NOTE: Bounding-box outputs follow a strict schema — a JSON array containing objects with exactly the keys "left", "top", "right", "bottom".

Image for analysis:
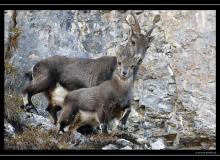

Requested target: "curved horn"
[
  {"left": 146, "top": 25, "right": 156, "bottom": 37},
  {"left": 146, "top": 14, "right": 160, "bottom": 37},
  {"left": 130, "top": 12, "right": 141, "bottom": 34}
]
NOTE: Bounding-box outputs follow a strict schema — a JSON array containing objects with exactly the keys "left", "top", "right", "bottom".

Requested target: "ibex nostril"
[{"left": 122, "top": 71, "right": 127, "bottom": 75}]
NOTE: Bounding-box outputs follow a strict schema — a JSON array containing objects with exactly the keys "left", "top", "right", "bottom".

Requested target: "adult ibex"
[
  {"left": 58, "top": 45, "right": 138, "bottom": 133},
  {"left": 21, "top": 12, "right": 160, "bottom": 127}
]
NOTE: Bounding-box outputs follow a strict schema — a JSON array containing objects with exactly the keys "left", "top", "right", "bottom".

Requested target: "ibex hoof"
[
  {"left": 24, "top": 104, "right": 39, "bottom": 114},
  {"left": 57, "top": 123, "right": 66, "bottom": 135},
  {"left": 118, "top": 123, "right": 127, "bottom": 131},
  {"left": 64, "top": 125, "right": 70, "bottom": 132},
  {"left": 57, "top": 127, "right": 65, "bottom": 135},
  {"left": 58, "top": 130, "right": 65, "bottom": 135}
]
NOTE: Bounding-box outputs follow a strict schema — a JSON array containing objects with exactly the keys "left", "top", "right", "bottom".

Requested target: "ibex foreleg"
[{"left": 117, "top": 106, "right": 131, "bottom": 130}]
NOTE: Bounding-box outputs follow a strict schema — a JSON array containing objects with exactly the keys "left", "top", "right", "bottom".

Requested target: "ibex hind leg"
[
  {"left": 21, "top": 75, "right": 55, "bottom": 114},
  {"left": 21, "top": 71, "right": 36, "bottom": 113},
  {"left": 21, "top": 92, "right": 38, "bottom": 114},
  {"left": 58, "top": 103, "right": 79, "bottom": 134},
  {"left": 58, "top": 113, "right": 81, "bottom": 135}
]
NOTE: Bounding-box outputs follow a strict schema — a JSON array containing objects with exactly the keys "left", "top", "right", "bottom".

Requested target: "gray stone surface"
[
  {"left": 120, "top": 145, "right": 133, "bottom": 150},
  {"left": 4, "top": 120, "right": 15, "bottom": 137},
  {"left": 18, "top": 112, "right": 56, "bottom": 131},
  {"left": 102, "top": 144, "right": 118, "bottom": 150},
  {"left": 116, "top": 139, "right": 131, "bottom": 147},
  {"left": 71, "top": 131, "right": 88, "bottom": 145},
  {"left": 150, "top": 138, "right": 166, "bottom": 150}
]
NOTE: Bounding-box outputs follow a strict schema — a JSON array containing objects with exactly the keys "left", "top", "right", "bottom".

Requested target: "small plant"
[
  {"left": 4, "top": 94, "right": 23, "bottom": 132},
  {"left": 4, "top": 127, "right": 61, "bottom": 150},
  {"left": 4, "top": 61, "right": 17, "bottom": 76},
  {"left": 4, "top": 26, "right": 22, "bottom": 60},
  {"left": 9, "top": 27, "right": 22, "bottom": 50}
]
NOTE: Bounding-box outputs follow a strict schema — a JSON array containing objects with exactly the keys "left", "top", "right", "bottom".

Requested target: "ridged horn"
[
  {"left": 146, "top": 14, "right": 160, "bottom": 37},
  {"left": 130, "top": 12, "right": 141, "bottom": 34}
]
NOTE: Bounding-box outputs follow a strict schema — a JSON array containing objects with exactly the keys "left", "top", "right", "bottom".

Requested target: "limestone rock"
[
  {"left": 18, "top": 112, "right": 56, "bottom": 131},
  {"left": 102, "top": 144, "right": 118, "bottom": 150},
  {"left": 150, "top": 138, "right": 166, "bottom": 150}
]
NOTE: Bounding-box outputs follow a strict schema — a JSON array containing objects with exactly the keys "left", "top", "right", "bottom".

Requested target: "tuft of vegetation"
[
  {"left": 4, "top": 127, "right": 77, "bottom": 150},
  {"left": 9, "top": 27, "right": 22, "bottom": 50},
  {"left": 4, "top": 56, "right": 23, "bottom": 132},
  {"left": 4, "top": 94, "right": 23, "bottom": 132},
  {"left": 5, "top": 128, "right": 59, "bottom": 150},
  {"left": 76, "top": 132, "right": 118, "bottom": 150},
  {"left": 5, "top": 26, "right": 22, "bottom": 61},
  {"left": 4, "top": 61, "right": 17, "bottom": 77}
]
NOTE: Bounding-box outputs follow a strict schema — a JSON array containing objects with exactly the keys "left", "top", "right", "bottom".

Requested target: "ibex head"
[
  {"left": 125, "top": 12, "right": 160, "bottom": 65},
  {"left": 115, "top": 44, "right": 140, "bottom": 80}
]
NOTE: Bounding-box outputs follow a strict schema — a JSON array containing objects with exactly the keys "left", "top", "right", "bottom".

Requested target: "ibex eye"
[
  {"left": 131, "top": 65, "right": 134, "bottom": 68},
  {"left": 118, "top": 62, "right": 121, "bottom": 65},
  {"left": 131, "top": 41, "right": 135, "bottom": 45}
]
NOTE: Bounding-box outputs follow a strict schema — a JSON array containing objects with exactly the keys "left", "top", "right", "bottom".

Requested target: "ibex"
[
  {"left": 58, "top": 45, "right": 138, "bottom": 133},
  {"left": 21, "top": 12, "right": 159, "bottom": 127}
]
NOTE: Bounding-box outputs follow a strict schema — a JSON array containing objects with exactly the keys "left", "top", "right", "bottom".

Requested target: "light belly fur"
[
  {"left": 79, "top": 110, "right": 100, "bottom": 127},
  {"left": 51, "top": 83, "right": 69, "bottom": 106}
]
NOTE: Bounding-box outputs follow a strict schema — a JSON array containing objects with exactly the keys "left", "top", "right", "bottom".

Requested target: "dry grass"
[
  {"left": 5, "top": 26, "right": 22, "bottom": 60},
  {"left": 4, "top": 127, "right": 80, "bottom": 150},
  {"left": 76, "top": 132, "right": 119, "bottom": 149},
  {"left": 4, "top": 94, "right": 23, "bottom": 132},
  {"left": 4, "top": 61, "right": 17, "bottom": 77},
  {"left": 5, "top": 63, "right": 23, "bottom": 133},
  {"left": 9, "top": 27, "right": 22, "bottom": 49},
  {"left": 4, "top": 128, "right": 60, "bottom": 150},
  {"left": 4, "top": 57, "right": 23, "bottom": 131}
]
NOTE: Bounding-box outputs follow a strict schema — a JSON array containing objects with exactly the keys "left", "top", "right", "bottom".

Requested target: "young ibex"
[
  {"left": 21, "top": 12, "right": 159, "bottom": 126},
  {"left": 58, "top": 45, "right": 138, "bottom": 133}
]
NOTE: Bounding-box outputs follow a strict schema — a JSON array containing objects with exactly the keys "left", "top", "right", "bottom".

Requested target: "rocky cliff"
[{"left": 4, "top": 10, "right": 216, "bottom": 150}]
